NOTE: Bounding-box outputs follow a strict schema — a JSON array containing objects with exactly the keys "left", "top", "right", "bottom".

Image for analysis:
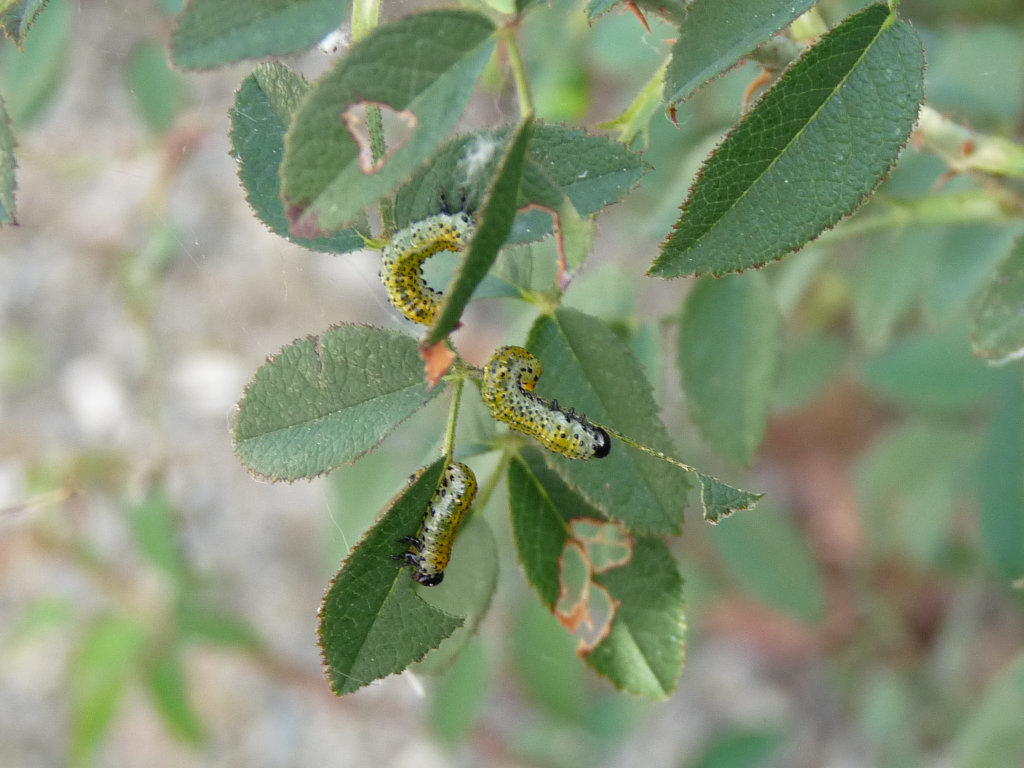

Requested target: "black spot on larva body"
[
  {"left": 396, "top": 462, "right": 477, "bottom": 586},
  {"left": 481, "top": 346, "right": 612, "bottom": 461},
  {"left": 380, "top": 212, "right": 475, "bottom": 325}
]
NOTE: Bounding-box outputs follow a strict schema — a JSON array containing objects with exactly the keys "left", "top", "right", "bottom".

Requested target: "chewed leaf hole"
[
  {"left": 569, "top": 518, "right": 632, "bottom": 573},
  {"left": 554, "top": 539, "right": 619, "bottom": 654},
  {"left": 342, "top": 101, "right": 417, "bottom": 173}
]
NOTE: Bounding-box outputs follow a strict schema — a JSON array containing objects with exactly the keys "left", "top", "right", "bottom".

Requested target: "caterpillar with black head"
[
  {"left": 394, "top": 461, "right": 477, "bottom": 586},
  {"left": 482, "top": 346, "right": 611, "bottom": 460},
  {"left": 380, "top": 195, "right": 475, "bottom": 326}
]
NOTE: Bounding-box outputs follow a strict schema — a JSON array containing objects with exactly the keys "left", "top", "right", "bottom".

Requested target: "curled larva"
[
  {"left": 481, "top": 346, "right": 611, "bottom": 460},
  {"left": 380, "top": 211, "right": 475, "bottom": 325},
  {"left": 395, "top": 462, "right": 477, "bottom": 586}
]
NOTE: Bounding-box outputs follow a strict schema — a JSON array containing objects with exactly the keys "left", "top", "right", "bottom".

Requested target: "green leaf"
[
  {"left": 420, "top": 249, "right": 521, "bottom": 300},
  {"left": 394, "top": 122, "right": 649, "bottom": 244},
  {"left": 508, "top": 449, "right": 606, "bottom": 608},
  {"left": 856, "top": 419, "right": 976, "bottom": 566},
  {"left": 427, "top": 638, "right": 489, "bottom": 744},
  {"left": 412, "top": 515, "right": 498, "bottom": 674},
  {"left": 0, "top": 0, "right": 47, "bottom": 44},
  {"left": 861, "top": 325, "right": 1016, "bottom": 411},
  {"left": 924, "top": 225, "right": 1016, "bottom": 324},
  {"left": 697, "top": 473, "right": 762, "bottom": 524},
  {"left": 772, "top": 333, "right": 845, "bottom": 410},
  {"left": 171, "top": 0, "right": 347, "bottom": 69},
  {"left": 319, "top": 459, "right": 464, "bottom": 695},
  {"left": 710, "top": 505, "right": 826, "bottom": 623},
  {"left": 553, "top": 193, "right": 597, "bottom": 273},
  {"left": 525, "top": 308, "right": 692, "bottom": 534},
  {"left": 4, "top": 597, "right": 73, "bottom": 645},
  {"left": 951, "top": 654, "right": 1024, "bottom": 768},
  {"left": 650, "top": 4, "right": 925, "bottom": 277},
  {"left": 425, "top": 118, "right": 533, "bottom": 345},
  {"left": 511, "top": 598, "right": 590, "bottom": 721},
  {"left": 858, "top": 673, "right": 921, "bottom": 768},
  {"left": 126, "top": 42, "right": 188, "bottom": 133},
  {"left": 852, "top": 230, "right": 936, "bottom": 354},
  {"left": 176, "top": 594, "right": 262, "bottom": 649},
  {"left": 233, "top": 324, "right": 442, "bottom": 480},
  {"left": 281, "top": 11, "right": 496, "bottom": 237},
  {"left": 664, "top": 0, "right": 816, "bottom": 103},
  {"left": 585, "top": 0, "right": 617, "bottom": 19},
  {"left": 693, "top": 729, "right": 786, "bottom": 768},
  {"left": 586, "top": 536, "right": 686, "bottom": 699},
  {"left": 70, "top": 615, "right": 148, "bottom": 764},
  {"left": 127, "top": 486, "right": 185, "bottom": 581},
  {"left": 146, "top": 648, "right": 205, "bottom": 743},
  {"left": 971, "top": 236, "right": 1024, "bottom": 365},
  {"left": 0, "top": 95, "right": 14, "bottom": 225},
  {"left": 229, "top": 63, "right": 363, "bottom": 253},
  {"left": 978, "top": 386, "right": 1024, "bottom": 581},
  {"left": 512, "top": 123, "right": 650, "bottom": 242},
  {"left": 1, "top": 0, "right": 68, "bottom": 125},
  {"left": 598, "top": 56, "right": 669, "bottom": 149},
  {"left": 678, "top": 273, "right": 781, "bottom": 465},
  {"left": 586, "top": 0, "right": 685, "bottom": 25}
]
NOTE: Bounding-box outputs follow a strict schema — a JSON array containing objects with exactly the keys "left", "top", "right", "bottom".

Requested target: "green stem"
[
  {"left": 350, "top": 0, "right": 380, "bottom": 43},
  {"left": 366, "top": 105, "right": 385, "bottom": 166},
  {"left": 471, "top": 451, "right": 509, "bottom": 518},
  {"left": 498, "top": 25, "right": 534, "bottom": 119},
  {"left": 368, "top": 100, "right": 395, "bottom": 230},
  {"left": 915, "top": 105, "right": 1024, "bottom": 179},
  {"left": 349, "top": 0, "right": 394, "bottom": 232},
  {"left": 745, "top": 36, "right": 806, "bottom": 71},
  {"left": 821, "top": 188, "right": 1024, "bottom": 243},
  {"left": 442, "top": 377, "right": 465, "bottom": 459}
]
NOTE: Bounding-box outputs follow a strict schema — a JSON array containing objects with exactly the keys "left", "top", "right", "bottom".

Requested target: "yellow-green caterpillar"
[
  {"left": 395, "top": 462, "right": 477, "bottom": 586},
  {"left": 380, "top": 210, "right": 475, "bottom": 325},
  {"left": 482, "top": 346, "right": 611, "bottom": 460}
]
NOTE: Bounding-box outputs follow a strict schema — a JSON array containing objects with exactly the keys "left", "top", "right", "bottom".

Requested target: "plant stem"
[
  {"left": 822, "top": 188, "right": 1024, "bottom": 243},
  {"left": 349, "top": 0, "right": 394, "bottom": 231},
  {"left": 472, "top": 451, "right": 509, "bottom": 519},
  {"left": 915, "top": 105, "right": 1024, "bottom": 179},
  {"left": 350, "top": 0, "right": 380, "bottom": 43},
  {"left": 498, "top": 26, "right": 534, "bottom": 119},
  {"left": 442, "top": 377, "right": 465, "bottom": 459}
]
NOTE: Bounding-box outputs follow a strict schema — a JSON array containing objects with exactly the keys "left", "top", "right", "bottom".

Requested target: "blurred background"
[{"left": 2, "top": 0, "right": 1023, "bottom": 766}]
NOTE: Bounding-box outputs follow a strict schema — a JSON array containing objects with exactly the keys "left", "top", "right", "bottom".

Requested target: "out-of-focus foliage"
[{"left": 2, "top": 0, "right": 1024, "bottom": 765}]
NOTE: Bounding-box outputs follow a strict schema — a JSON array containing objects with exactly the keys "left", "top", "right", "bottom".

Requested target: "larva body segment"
[
  {"left": 397, "top": 461, "right": 477, "bottom": 586},
  {"left": 380, "top": 212, "right": 475, "bottom": 325},
  {"left": 481, "top": 346, "right": 611, "bottom": 461}
]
